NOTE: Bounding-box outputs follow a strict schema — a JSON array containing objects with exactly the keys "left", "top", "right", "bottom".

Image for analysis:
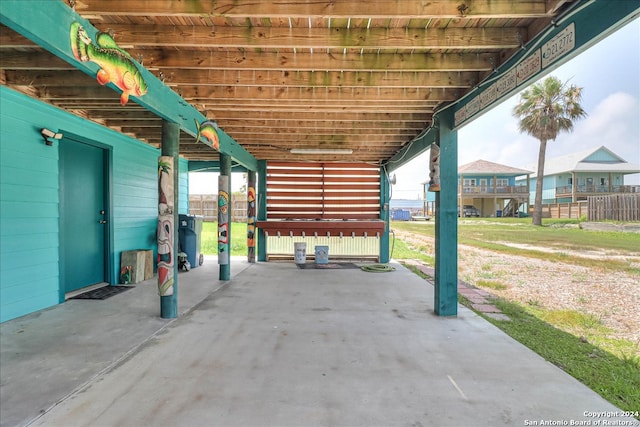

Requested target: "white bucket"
[
  {"left": 294, "top": 242, "right": 307, "bottom": 264},
  {"left": 315, "top": 245, "right": 329, "bottom": 264}
]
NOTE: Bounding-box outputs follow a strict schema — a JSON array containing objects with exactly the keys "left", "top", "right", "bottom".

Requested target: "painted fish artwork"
[
  {"left": 70, "top": 22, "right": 148, "bottom": 106},
  {"left": 195, "top": 119, "right": 220, "bottom": 151}
]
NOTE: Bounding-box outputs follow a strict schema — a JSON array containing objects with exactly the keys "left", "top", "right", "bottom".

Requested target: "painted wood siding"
[
  {"left": 0, "top": 87, "right": 170, "bottom": 322},
  {"left": 1, "top": 88, "right": 61, "bottom": 322},
  {"left": 111, "top": 143, "right": 159, "bottom": 282}
]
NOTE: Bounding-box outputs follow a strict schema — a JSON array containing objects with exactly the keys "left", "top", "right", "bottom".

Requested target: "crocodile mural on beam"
[{"left": 70, "top": 22, "right": 148, "bottom": 106}]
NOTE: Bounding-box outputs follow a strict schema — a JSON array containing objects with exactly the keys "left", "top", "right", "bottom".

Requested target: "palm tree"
[{"left": 513, "top": 76, "right": 587, "bottom": 226}]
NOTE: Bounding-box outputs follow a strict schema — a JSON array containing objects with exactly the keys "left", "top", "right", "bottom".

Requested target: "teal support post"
[
  {"left": 218, "top": 154, "right": 232, "bottom": 280},
  {"left": 379, "top": 167, "right": 390, "bottom": 263},
  {"left": 160, "top": 120, "right": 179, "bottom": 319},
  {"left": 247, "top": 170, "right": 257, "bottom": 263},
  {"left": 257, "top": 160, "right": 268, "bottom": 262},
  {"left": 434, "top": 108, "right": 458, "bottom": 316}
]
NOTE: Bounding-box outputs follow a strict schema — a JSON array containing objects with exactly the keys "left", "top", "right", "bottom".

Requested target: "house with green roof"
[{"left": 516, "top": 146, "right": 640, "bottom": 204}]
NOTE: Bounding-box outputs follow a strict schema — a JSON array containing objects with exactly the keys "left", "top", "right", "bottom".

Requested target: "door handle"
[{"left": 99, "top": 220, "right": 107, "bottom": 224}]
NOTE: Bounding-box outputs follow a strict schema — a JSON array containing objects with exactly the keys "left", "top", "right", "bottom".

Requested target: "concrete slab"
[
  {"left": 3, "top": 260, "right": 627, "bottom": 427},
  {"left": 0, "top": 256, "right": 251, "bottom": 427}
]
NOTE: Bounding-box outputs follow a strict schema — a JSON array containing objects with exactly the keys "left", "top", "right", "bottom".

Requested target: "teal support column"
[
  {"left": 257, "top": 160, "right": 267, "bottom": 262},
  {"left": 379, "top": 167, "right": 390, "bottom": 263},
  {"left": 218, "top": 154, "right": 232, "bottom": 280},
  {"left": 247, "top": 170, "right": 257, "bottom": 263},
  {"left": 159, "top": 120, "right": 179, "bottom": 319},
  {"left": 434, "top": 108, "right": 458, "bottom": 316}
]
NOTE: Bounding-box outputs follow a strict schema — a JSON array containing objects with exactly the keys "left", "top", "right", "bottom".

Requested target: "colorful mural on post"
[
  {"left": 218, "top": 176, "right": 230, "bottom": 265},
  {"left": 247, "top": 184, "right": 256, "bottom": 262},
  {"left": 70, "top": 22, "right": 147, "bottom": 106},
  {"left": 428, "top": 143, "right": 441, "bottom": 192},
  {"left": 157, "top": 157, "right": 175, "bottom": 296}
]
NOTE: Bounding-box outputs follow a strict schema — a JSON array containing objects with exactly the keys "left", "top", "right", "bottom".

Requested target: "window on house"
[{"left": 568, "top": 177, "right": 573, "bottom": 185}]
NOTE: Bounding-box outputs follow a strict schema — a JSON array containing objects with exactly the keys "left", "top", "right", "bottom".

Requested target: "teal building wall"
[{"left": 0, "top": 87, "right": 188, "bottom": 322}]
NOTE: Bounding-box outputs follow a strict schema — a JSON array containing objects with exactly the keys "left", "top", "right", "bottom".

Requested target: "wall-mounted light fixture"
[
  {"left": 41, "top": 128, "right": 63, "bottom": 146},
  {"left": 290, "top": 148, "right": 353, "bottom": 155}
]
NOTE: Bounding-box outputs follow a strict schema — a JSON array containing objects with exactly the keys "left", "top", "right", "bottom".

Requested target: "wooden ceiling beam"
[
  {"left": 178, "top": 85, "right": 460, "bottom": 101},
  {"left": 163, "top": 69, "right": 478, "bottom": 89},
  {"left": 78, "top": 109, "right": 429, "bottom": 123},
  {"left": 210, "top": 111, "right": 431, "bottom": 122},
  {"left": 221, "top": 120, "right": 424, "bottom": 130},
  {"left": 36, "top": 85, "right": 455, "bottom": 104},
  {"left": 132, "top": 128, "right": 416, "bottom": 142},
  {"left": 128, "top": 49, "right": 497, "bottom": 72},
  {"left": 228, "top": 134, "right": 411, "bottom": 143},
  {"left": 4, "top": 69, "right": 479, "bottom": 89},
  {"left": 73, "top": 0, "right": 549, "bottom": 19},
  {"left": 99, "top": 24, "right": 526, "bottom": 51},
  {"left": 1, "top": 48, "right": 493, "bottom": 75},
  {"left": 205, "top": 106, "right": 433, "bottom": 114}
]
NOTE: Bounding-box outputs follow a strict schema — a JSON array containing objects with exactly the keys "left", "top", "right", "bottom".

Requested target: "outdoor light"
[
  {"left": 290, "top": 148, "right": 353, "bottom": 155},
  {"left": 41, "top": 128, "right": 63, "bottom": 146}
]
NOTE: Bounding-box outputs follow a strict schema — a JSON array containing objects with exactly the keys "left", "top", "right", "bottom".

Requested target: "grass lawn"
[
  {"left": 201, "top": 222, "right": 248, "bottom": 256},
  {"left": 391, "top": 218, "right": 640, "bottom": 274}
]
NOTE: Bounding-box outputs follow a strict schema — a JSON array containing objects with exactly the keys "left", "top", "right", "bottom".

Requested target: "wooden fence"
[
  {"left": 538, "top": 202, "right": 588, "bottom": 219},
  {"left": 189, "top": 194, "right": 247, "bottom": 222},
  {"left": 587, "top": 194, "right": 639, "bottom": 221},
  {"left": 535, "top": 195, "right": 639, "bottom": 221}
]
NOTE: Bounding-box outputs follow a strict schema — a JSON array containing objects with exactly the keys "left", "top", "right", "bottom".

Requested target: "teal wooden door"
[{"left": 60, "top": 140, "right": 107, "bottom": 293}]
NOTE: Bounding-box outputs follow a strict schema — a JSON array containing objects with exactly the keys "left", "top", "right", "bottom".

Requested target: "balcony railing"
[
  {"left": 556, "top": 185, "right": 640, "bottom": 196},
  {"left": 460, "top": 185, "right": 528, "bottom": 195}
]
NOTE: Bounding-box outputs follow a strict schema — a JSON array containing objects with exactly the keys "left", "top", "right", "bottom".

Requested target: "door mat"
[
  {"left": 71, "top": 285, "right": 134, "bottom": 300},
  {"left": 296, "top": 262, "right": 360, "bottom": 270}
]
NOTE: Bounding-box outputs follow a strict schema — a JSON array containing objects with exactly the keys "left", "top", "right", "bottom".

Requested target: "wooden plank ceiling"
[{"left": 0, "top": 0, "right": 573, "bottom": 163}]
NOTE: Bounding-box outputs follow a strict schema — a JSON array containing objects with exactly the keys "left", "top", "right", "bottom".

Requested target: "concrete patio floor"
[{"left": 1, "top": 257, "right": 628, "bottom": 427}]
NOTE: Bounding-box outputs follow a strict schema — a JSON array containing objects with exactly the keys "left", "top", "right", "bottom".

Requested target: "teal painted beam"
[
  {"left": 384, "top": 0, "right": 639, "bottom": 173},
  {"left": 434, "top": 108, "right": 458, "bottom": 317},
  {"left": 453, "top": 0, "right": 640, "bottom": 129},
  {"left": 0, "top": 0, "right": 258, "bottom": 172},
  {"left": 257, "top": 160, "right": 268, "bottom": 262},
  {"left": 160, "top": 120, "right": 180, "bottom": 319},
  {"left": 384, "top": 126, "right": 437, "bottom": 173},
  {"left": 379, "top": 167, "right": 390, "bottom": 263}
]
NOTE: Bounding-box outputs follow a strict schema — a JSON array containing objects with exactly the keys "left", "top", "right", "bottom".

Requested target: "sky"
[
  {"left": 391, "top": 17, "right": 640, "bottom": 200},
  {"left": 190, "top": 17, "right": 639, "bottom": 197}
]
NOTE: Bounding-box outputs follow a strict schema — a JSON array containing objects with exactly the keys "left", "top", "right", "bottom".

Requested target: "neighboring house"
[
  {"left": 516, "top": 146, "right": 640, "bottom": 204},
  {"left": 424, "top": 159, "right": 532, "bottom": 217}
]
